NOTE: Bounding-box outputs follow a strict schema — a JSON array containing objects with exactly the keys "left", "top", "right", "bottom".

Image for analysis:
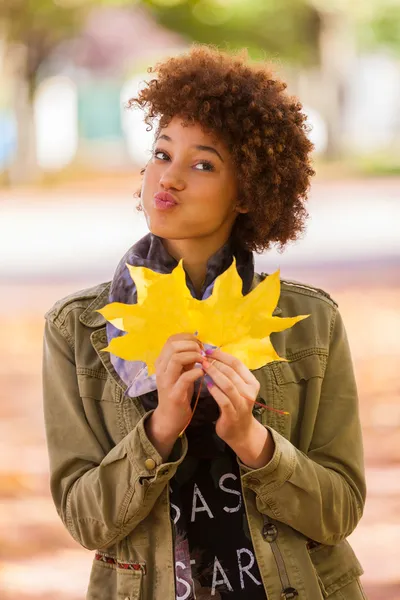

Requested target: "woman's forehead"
[{"left": 159, "top": 117, "right": 223, "bottom": 148}]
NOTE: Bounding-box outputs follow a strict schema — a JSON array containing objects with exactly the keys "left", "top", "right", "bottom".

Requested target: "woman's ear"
[{"left": 235, "top": 201, "right": 249, "bottom": 215}]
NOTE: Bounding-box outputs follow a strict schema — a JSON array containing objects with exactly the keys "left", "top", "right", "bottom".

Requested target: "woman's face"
[{"left": 141, "top": 116, "right": 243, "bottom": 242}]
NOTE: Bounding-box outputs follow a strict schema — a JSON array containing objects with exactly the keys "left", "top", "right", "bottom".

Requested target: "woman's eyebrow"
[{"left": 157, "top": 134, "right": 224, "bottom": 162}]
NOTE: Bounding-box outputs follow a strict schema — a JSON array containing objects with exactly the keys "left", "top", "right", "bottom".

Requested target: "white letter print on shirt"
[
  {"left": 237, "top": 548, "right": 262, "bottom": 588},
  {"left": 191, "top": 483, "right": 214, "bottom": 522},
  {"left": 170, "top": 502, "right": 181, "bottom": 525},
  {"left": 176, "top": 561, "right": 194, "bottom": 600},
  {"left": 211, "top": 556, "right": 233, "bottom": 595},
  {"left": 219, "top": 473, "right": 242, "bottom": 513}
]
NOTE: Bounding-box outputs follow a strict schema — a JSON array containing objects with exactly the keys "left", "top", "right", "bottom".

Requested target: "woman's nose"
[{"left": 159, "top": 165, "right": 185, "bottom": 191}]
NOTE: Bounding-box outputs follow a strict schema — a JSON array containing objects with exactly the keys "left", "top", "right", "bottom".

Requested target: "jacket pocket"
[
  {"left": 307, "top": 539, "right": 364, "bottom": 598},
  {"left": 272, "top": 353, "right": 325, "bottom": 385},
  {"left": 77, "top": 372, "right": 116, "bottom": 403},
  {"left": 328, "top": 578, "right": 368, "bottom": 600},
  {"left": 270, "top": 352, "right": 325, "bottom": 441},
  {"left": 86, "top": 554, "right": 144, "bottom": 600},
  {"left": 77, "top": 373, "right": 127, "bottom": 447}
]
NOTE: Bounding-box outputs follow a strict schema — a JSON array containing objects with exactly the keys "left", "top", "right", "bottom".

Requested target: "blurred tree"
[
  {"left": 0, "top": 0, "right": 90, "bottom": 183},
  {"left": 355, "top": 1, "right": 400, "bottom": 56},
  {"left": 1, "top": 0, "right": 397, "bottom": 182},
  {"left": 0, "top": 0, "right": 134, "bottom": 183},
  {"left": 308, "top": 0, "right": 400, "bottom": 156},
  {"left": 141, "top": 0, "right": 321, "bottom": 65}
]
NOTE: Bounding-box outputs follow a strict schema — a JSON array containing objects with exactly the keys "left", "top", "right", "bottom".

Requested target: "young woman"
[{"left": 42, "top": 45, "right": 367, "bottom": 600}]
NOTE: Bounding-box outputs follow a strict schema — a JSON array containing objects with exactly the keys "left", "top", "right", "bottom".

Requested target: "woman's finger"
[
  {"left": 156, "top": 336, "right": 203, "bottom": 373},
  {"left": 206, "top": 381, "right": 236, "bottom": 418},
  {"left": 202, "top": 359, "right": 244, "bottom": 412},
  {"left": 206, "top": 348, "right": 259, "bottom": 389},
  {"left": 207, "top": 359, "right": 255, "bottom": 403},
  {"left": 172, "top": 367, "right": 205, "bottom": 401},
  {"left": 163, "top": 351, "right": 203, "bottom": 385}
]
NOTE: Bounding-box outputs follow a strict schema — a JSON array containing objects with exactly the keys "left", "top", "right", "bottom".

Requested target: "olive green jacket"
[{"left": 42, "top": 274, "right": 367, "bottom": 600}]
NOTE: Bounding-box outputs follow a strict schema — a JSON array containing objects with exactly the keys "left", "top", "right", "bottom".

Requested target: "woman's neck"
[{"left": 162, "top": 235, "right": 229, "bottom": 296}]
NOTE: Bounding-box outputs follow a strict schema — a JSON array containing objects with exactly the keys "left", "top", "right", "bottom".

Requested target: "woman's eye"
[
  {"left": 153, "top": 149, "right": 214, "bottom": 172},
  {"left": 194, "top": 161, "right": 214, "bottom": 172},
  {"left": 154, "top": 150, "right": 169, "bottom": 161}
]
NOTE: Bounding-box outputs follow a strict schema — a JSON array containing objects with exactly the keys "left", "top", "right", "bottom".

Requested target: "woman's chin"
[
  {"left": 147, "top": 220, "right": 185, "bottom": 240},
  {"left": 144, "top": 209, "right": 198, "bottom": 240}
]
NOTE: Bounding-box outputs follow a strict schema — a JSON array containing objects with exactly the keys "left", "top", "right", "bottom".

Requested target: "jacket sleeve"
[
  {"left": 238, "top": 307, "right": 366, "bottom": 545},
  {"left": 42, "top": 317, "right": 187, "bottom": 551}
]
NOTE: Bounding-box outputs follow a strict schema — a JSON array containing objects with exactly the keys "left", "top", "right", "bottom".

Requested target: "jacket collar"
[
  {"left": 79, "top": 283, "right": 110, "bottom": 327},
  {"left": 79, "top": 273, "right": 282, "bottom": 329}
]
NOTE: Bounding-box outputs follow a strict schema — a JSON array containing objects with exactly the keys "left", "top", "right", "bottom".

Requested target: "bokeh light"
[{"left": 34, "top": 76, "right": 78, "bottom": 170}]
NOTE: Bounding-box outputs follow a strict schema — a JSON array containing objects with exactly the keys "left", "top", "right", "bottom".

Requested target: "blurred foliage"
[
  {"left": 0, "top": 0, "right": 88, "bottom": 93},
  {"left": 311, "top": 147, "right": 400, "bottom": 179},
  {"left": 1, "top": 0, "right": 399, "bottom": 91},
  {"left": 356, "top": 151, "right": 400, "bottom": 177},
  {"left": 0, "top": 0, "right": 398, "bottom": 180},
  {"left": 0, "top": 0, "right": 141, "bottom": 97},
  {"left": 141, "top": 0, "right": 400, "bottom": 64},
  {"left": 141, "top": 0, "right": 321, "bottom": 65},
  {"left": 357, "top": 4, "right": 400, "bottom": 55},
  {"left": 303, "top": 0, "right": 400, "bottom": 55}
]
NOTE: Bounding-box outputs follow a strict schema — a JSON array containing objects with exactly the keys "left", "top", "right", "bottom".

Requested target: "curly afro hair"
[{"left": 128, "top": 44, "right": 315, "bottom": 253}]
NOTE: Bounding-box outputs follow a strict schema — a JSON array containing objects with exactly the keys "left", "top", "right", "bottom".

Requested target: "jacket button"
[
  {"left": 281, "top": 588, "right": 299, "bottom": 599},
  {"left": 263, "top": 523, "right": 278, "bottom": 542},
  {"left": 144, "top": 458, "right": 156, "bottom": 470}
]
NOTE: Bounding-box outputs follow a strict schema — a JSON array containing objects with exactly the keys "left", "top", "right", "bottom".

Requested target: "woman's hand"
[
  {"left": 201, "top": 348, "right": 261, "bottom": 446},
  {"left": 153, "top": 333, "right": 204, "bottom": 440},
  {"left": 201, "top": 349, "right": 275, "bottom": 469}
]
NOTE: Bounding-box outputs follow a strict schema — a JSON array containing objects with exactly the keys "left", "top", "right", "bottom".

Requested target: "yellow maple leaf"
[{"left": 96, "top": 259, "right": 310, "bottom": 375}]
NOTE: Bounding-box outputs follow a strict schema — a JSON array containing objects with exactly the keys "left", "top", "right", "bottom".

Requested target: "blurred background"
[{"left": 0, "top": 0, "right": 399, "bottom": 599}]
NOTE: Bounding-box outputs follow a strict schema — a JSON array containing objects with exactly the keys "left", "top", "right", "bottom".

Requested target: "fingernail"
[
  {"left": 202, "top": 359, "right": 210, "bottom": 369},
  {"left": 206, "top": 381, "right": 214, "bottom": 389},
  {"left": 205, "top": 348, "right": 214, "bottom": 356},
  {"left": 204, "top": 374, "right": 213, "bottom": 386}
]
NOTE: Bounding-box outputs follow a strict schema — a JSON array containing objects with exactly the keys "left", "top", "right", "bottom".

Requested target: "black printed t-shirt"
[{"left": 170, "top": 444, "right": 268, "bottom": 599}]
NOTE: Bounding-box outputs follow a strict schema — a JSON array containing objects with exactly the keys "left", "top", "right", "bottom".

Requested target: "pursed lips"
[{"left": 153, "top": 192, "right": 179, "bottom": 210}]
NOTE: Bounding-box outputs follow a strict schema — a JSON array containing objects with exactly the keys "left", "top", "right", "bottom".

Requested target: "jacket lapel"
[{"left": 79, "top": 283, "right": 129, "bottom": 394}]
